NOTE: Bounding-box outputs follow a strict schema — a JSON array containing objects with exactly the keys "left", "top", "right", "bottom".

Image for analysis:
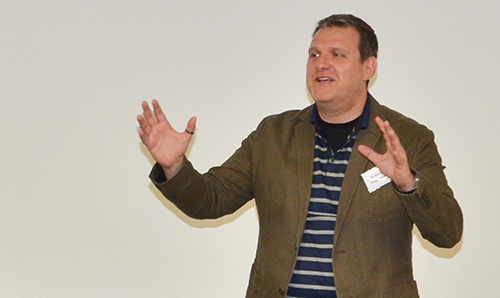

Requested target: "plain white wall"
[{"left": 1, "top": 0, "right": 499, "bottom": 297}]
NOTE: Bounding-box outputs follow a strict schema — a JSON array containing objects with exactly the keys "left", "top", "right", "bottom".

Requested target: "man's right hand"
[{"left": 137, "top": 100, "right": 196, "bottom": 180}]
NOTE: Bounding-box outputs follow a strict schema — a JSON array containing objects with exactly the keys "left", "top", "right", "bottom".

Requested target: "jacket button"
[{"left": 278, "top": 288, "right": 286, "bottom": 295}]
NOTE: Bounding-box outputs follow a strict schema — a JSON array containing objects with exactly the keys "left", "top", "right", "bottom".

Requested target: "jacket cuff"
[{"left": 149, "top": 158, "right": 195, "bottom": 191}]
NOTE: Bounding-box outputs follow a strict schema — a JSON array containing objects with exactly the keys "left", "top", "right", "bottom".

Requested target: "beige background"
[{"left": 1, "top": 0, "right": 498, "bottom": 297}]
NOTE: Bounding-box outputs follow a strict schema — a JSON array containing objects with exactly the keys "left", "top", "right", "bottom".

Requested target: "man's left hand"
[{"left": 358, "top": 116, "right": 417, "bottom": 192}]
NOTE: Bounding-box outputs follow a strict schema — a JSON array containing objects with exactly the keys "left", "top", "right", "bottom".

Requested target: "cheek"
[
  {"left": 306, "top": 63, "right": 314, "bottom": 77},
  {"left": 339, "top": 67, "right": 362, "bottom": 83},
  {"left": 305, "top": 68, "right": 314, "bottom": 85}
]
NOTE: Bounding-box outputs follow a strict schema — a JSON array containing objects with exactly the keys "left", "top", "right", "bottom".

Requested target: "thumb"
[
  {"left": 185, "top": 117, "right": 197, "bottom": 135},
  {"left": 358, "top": 144, "right": 380, "bottom": 164}
]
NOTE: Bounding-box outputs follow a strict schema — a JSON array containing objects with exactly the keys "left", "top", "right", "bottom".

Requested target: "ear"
[{"left": 362, "top": 56, "right": 378, "bottom": 81}]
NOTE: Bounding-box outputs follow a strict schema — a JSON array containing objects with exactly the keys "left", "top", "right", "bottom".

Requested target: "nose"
[{"left": 315, "top": 55, "right": 331, "bottom": 71}]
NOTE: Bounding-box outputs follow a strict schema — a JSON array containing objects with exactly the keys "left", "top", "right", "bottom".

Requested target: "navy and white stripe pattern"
[{"left": 286, "top": 124, "right": 359, "bottom": 298}]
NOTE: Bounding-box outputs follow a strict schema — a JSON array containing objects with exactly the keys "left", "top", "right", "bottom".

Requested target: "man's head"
[
  {"left": 306, "top": 14, "right": 378, "bottom": 118},
  {"left": 313, "top": 14, "right": 378, "bottom": 63}
]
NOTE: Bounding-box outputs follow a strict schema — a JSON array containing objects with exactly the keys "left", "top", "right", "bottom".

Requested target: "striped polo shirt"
[{"left": 286, "top": 96, "right": 371, "bottom": 298}]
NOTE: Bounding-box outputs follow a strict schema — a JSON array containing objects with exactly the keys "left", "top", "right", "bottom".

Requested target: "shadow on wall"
[
  {"left": 413, "top": 227, "right": 463, "bottom": 259},
  {"left": 149, "top": 180, "right": 257, "bottom": 229}
]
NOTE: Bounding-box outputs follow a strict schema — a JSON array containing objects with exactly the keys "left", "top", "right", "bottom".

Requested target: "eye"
[{"left": 309, "top": 52, "right": 320, "bottom": 58}]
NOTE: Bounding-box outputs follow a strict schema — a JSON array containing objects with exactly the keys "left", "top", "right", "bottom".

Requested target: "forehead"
[{"left": 309, "top": 26, "right": 360, "bottom": 50}]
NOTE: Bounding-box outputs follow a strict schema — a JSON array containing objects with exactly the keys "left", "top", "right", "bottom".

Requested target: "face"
[{"left": 306, "top": 26, "right": 376, "bottom": 107}]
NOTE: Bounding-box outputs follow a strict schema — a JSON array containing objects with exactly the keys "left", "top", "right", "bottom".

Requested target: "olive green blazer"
[{"left": 151, "top": 97, "right": 463, "bottom": 298}]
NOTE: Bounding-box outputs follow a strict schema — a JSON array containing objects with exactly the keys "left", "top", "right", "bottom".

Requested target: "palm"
[{"left": 138, "top": 100, "right": 196, "bottom": 170}]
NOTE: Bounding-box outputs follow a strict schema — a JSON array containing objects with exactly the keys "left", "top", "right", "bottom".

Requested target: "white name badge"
[{"left": 361, "top": 167, "right": 391, "bottom": 193}]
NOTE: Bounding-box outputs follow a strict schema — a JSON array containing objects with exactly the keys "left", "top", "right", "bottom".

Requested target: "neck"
[{"left": 316, "top": 93, "right": 367, "bottom": 124}]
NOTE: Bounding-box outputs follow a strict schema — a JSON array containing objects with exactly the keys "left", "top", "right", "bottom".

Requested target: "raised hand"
[
  {"left": 358, "top": 117, "right": 417, "bottom": 192},
  {"left": 137, "top": 100, "right": 196, "bottom": 179}
]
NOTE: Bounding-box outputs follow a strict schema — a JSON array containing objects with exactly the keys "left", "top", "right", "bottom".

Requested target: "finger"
[
  {"left": 375, "top": 117, "right": 399, "bottom": 154},
  {"left": 137, "top": 114, "right": 152, "bottom": 135},
  {"left": 185, "top": 116, "right": 197, "bottom": 135},
  {"left": 375, "top": 117, "right": 396, "bottom": 152},
  {"left": 142, "top": 101, "right": 157, "bottom": 128},
  {"left": 380, "top": 119, "right": 396, "bottom": 152},
  {"left": 380, "top": 120, "right": 408, "bottom": 165},
  {"left": 138, "top": 128, "right": 149, "bottom": 145},
  {"left": 374, "top": 116, "right": 386, "bottom": 134},
  {"left": 152, "top": 99, "right": 169, "bottom": 124},
  {"left": 358, "top": 144, "right": 382, "bottom": 164},
  {"left": 381, "top": 120, "right": 403, "bottom": 152}
]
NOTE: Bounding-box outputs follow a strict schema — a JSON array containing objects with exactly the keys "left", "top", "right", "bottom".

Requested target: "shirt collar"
[{"left": 310, "top": 92, "right": 372, "bottom": 131}]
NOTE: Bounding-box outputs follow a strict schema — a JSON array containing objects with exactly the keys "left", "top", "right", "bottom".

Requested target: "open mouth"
[{"left": 317, "top": 77, "right": 334, "bottom": 82}]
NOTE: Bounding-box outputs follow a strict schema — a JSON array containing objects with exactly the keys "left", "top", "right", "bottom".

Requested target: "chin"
[{"left": 311, "top": 94, "right": 335, "bottom": 104}]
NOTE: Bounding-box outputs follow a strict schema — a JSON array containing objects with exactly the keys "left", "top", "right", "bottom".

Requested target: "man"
[{"left": 137, "top": 14, "right": 462, "bottom": 298}]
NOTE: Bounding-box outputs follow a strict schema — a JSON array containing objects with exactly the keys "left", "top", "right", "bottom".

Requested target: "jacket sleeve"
[
  {"left": 148, "top": 120, "right": 266, "bottom": 220},
  {"left": 397, "top": 128, "right": 463, "bottom": 248}
]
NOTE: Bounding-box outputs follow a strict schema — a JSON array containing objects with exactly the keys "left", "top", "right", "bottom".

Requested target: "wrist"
[
  {"left": 161, "top": 158, "right": 185, "bottom": 180},
  {"left": 395, "top": 172, "right": 419, "bottom": 194}
]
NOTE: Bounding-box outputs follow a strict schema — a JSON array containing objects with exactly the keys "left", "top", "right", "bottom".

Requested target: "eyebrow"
[{"left": 308, "top": 46, "right": 345, "bottom": 53}]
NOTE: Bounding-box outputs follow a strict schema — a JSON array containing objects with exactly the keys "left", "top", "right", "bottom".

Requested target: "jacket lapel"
[
  {"left": 335, "top": 99, "right": 383, "bottom": 242},
  {"left": 294, "top": 108, "right": 316, "bottom": 240}
]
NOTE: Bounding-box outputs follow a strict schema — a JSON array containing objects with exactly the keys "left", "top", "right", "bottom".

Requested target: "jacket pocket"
[{"left": 384, "top": 280, "right": 419, "bottom": 298}]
